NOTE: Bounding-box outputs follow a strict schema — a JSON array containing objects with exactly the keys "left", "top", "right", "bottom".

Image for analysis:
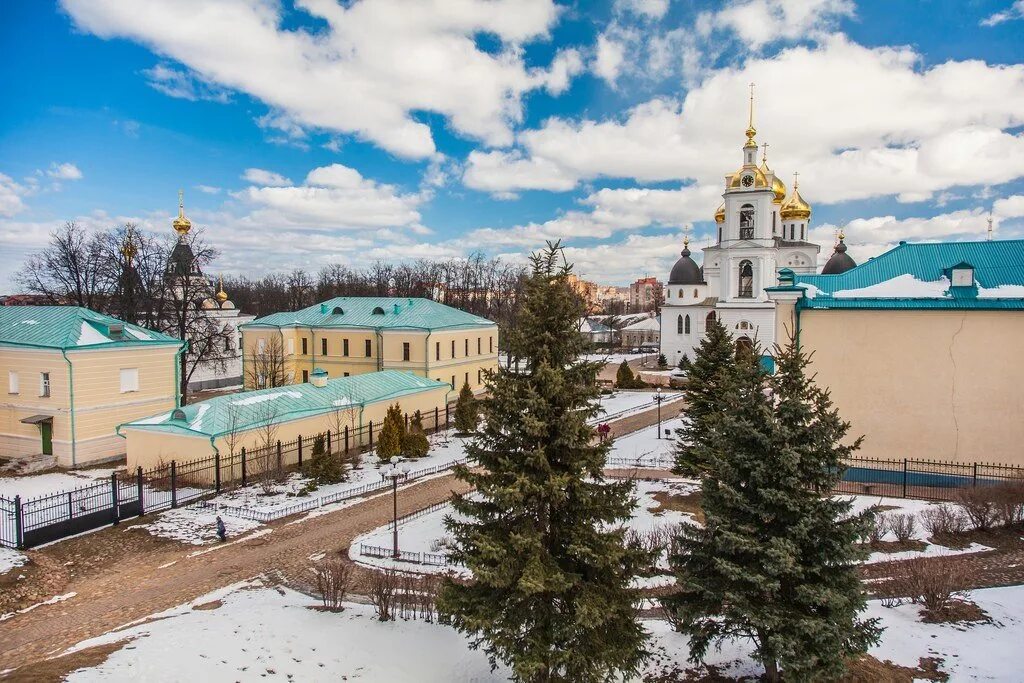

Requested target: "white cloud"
[
  {"left": 241, "top": 168, "right": 291, "bottom": 187},
  {"left": 711, "top": 0, "right": 854, "bottom": 50},
  {"left": 47, "top": 162, "right": 83, "bottom": 181},
  {"left": 195, "top": 184, "right": 221, "bottom": 194},
  {"left": 981, "top": 0, "right": 1024, "bottom": 26},
  {"left": 993, "top": 194, "right": 1024, "bottom": 219},
  {"left": 615, "top": 0, "right": 670, "bottom": 19},
  {"left": 594, "top": 34, "right": 626, "bottom": 84},
  {"left": 61, "top": 0, "right": 577, "bottom": 159},
  {"left": 465, "top": 36, "right": 1024, "bottom": 205},
  {"left": 0, "top": 174, "right": 28, "bottom": 218},
  {"left": 142, "top": 63, "right": 230, "bottom": 102}
]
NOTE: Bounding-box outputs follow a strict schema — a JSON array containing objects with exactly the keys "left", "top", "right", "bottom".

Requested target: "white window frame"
[
  {"left": 287, "top": 338, "right": 295, "bottom": 356},
  {"left": 257, "top": 338, "right": 267, "bottom": 354},
  {"left": 8, "top": 370, "right": 18, "bottom": 395},
  {"left": 120, "top": 368, "right": 140, "bottom": 393},
  {"left": 39, "top": 372, "right": 51, "bottom": 398}
]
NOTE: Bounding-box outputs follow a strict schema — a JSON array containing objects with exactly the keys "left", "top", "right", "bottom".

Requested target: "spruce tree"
[
  {"left": 677, "top": 354, "right": 691, "bottom": 372},
  {"left": 376, "top": 403, "right": 404, "bottom": 459},
  {"left": 664, "top": 336, "right": 881, "bottom": 681},
  {"left": 440, "top": 242, "right": 650, "bottom": 682},
  {"left": 672, "top": 317, "right": 735, "bottom": 477},
  {"left": 656, "top": 353, "right": 668, "bottom": 369},
  {"left": 615, "top": 360, "right": 636, "bottom": 388},
  {"left": 453, "top": 381, "right": 479, "bottom": 434}
]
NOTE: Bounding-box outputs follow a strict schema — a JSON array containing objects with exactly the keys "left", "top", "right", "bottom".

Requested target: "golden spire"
[
  {"left": 172, "top": 189, "right": 192, "bottom": 236},
  {"left": 744, "top": 82, "right": 757, "bottom": 148},
  {"left": 987, "top": 214, "right": 994, "bottom": 241},
  {"left": 838, "top": 228, "right": 846, "bottom": 242},
  {"left": 761, "top": 142, "right": 769, "bottom": 164},
  {"left": 216, "top": 274, "right": 228, "bottom": 304},
  {"left": 120, "top": 225, "right": 137, "bottom": 262}
]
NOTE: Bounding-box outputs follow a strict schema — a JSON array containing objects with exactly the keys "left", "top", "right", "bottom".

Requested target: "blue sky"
[{"left": 3, "top": 0, "right": 1024, "bottom": 290}]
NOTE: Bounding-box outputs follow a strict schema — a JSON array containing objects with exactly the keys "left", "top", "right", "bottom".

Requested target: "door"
[{"left": 40, "top": 421, "right": 53, "bottom": 455}]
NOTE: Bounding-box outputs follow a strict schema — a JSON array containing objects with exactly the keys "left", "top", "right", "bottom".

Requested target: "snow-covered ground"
[
  {"left": 605, "top": 417, "right": 681, "bottom": 467},
  {"left": 593, "top": 390, "right": 681, "bottom": 424},
  {"left": 56, "top": 580, "right": 1024, "bottom": 682},
  {"left": 581, "top": 352, "right": 649, "bottom": 366},
  {"left": 0, "top": 547, "right": 28, "bottom": 576},
  {"left": 0, "top": 468, "right": 119, "bottom": 501}
]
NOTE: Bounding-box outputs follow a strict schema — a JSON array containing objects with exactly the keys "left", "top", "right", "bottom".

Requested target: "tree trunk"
[{"left": 763, "top": 658, "right": 780, "bottom": 682}]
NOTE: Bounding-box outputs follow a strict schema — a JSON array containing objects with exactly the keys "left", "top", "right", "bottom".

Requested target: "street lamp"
[
  {"left": 654, "top": 386, "right": 664, "bottom": 439},
  {"left": 381, "top": 455, "right": 411, "bottom": 558}
]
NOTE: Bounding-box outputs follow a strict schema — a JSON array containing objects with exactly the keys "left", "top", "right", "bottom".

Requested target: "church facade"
[{"left": 660, "top": 92, "right": 851, "bottom": 365}]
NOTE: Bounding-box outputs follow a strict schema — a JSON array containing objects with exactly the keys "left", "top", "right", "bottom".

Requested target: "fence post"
[
  {"left": 344, "top": 425, "right": 349, "bottom": 452},
  {"left": 215, "top": 450, "right": 221, "bottom": 494},
  {"left": 405, "top": 413, "right": 409, "bottom": 430},
  {"left": 434, "top": 406, "right": 439, "bottom": 431},
  {"left": 277, "top": 440, "right": 282, "bottom": 471},
  {"left": 137, "top": 467, "right": 145, "bottom": 516},
  {"left": 973, "top": 462, "right": 978, "bottom": 488},
  {"left": 902, "top": 458, "right": 908, "bottom": 498},
  {"left": 241, "top": 447, "right": 247, "bottom": 487},
  {"left": 445, "top": 404, "right": 450, "bottom": 426},
  {"left": 369, "top": 421, "right": 374, "bottom": 449},
  {"left": 68, "top": 491, "right": 73, "bottom": 521},
  {"left": 111, "top": 473, "right": 120, "bottom": 526},
  {"left": 327, "top": 430, "right": 332, "bottom": 454},
  {"left": 171, "top": 460, "right": 178, "bottom": 509},
  {"left": 298, "top": 434, "right": 303, "bottom": 467},
  {"left": 14, "top": 495, "right": 23, "bottom": 549}
]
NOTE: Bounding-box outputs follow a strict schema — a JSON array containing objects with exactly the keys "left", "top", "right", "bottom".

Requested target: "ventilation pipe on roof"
[
  {"left": 311, "top": 368, "right": 328, "bottom": 388},
  {"left": 393, "top": 303, "right": 400, "bottom": 314},
  {"left": 320, "top": 303, "right": 329, "bottom": 315}
]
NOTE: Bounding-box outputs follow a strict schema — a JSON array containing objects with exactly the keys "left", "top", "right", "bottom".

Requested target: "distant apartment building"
[
  {"left": 629, "top": 277, "right": 663, "bottom": 312},
  {"left": 240, "top": 297, "right": 498, "bottom": 393}
]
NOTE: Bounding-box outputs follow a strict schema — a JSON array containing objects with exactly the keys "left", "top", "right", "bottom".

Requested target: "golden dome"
[
  {"left": 172, "top": 189, "right": 192, "bottom": 236},
  {"left": 728, "top": 165, "right": 769, "bottom": 189},
  {"left": 759, "top": 159, "right": 786, "bottom": 204},
  {"left": 780, "top": 173, "right": 812, "bottom": 220},
  {"left": 714, "top": 203, "right": 725, "bottom": 223},
  {"left": 215, "top": 275, "right": 228, "bottom": 304}
]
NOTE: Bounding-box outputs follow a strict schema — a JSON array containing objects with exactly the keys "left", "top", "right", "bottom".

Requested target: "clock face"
[{"left": 741, "top": 174, "right": 754, "bottom": 187}]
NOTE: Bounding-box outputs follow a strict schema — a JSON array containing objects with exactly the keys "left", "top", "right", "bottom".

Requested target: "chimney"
[{"left": 310, "top": 368, "right": 328, "bottom": 388}]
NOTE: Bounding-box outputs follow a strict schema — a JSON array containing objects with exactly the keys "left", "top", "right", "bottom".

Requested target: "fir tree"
[
  {"left": 453, "top": 381, "right": 478, "bottom": 434},
  {"left": 677, "top": 354, "right": 691, "bottom": 372},
  {"left": 302, "top": 433, "right": 345, "bottom": 489},
  {"left": 656, "top": 353, "right": 668, "bottom": 369},
  {"left": 376, "top": 403, "right": 404, "bottom": 460},
  {"left": 672, "top": 317, "right": 735, "bottom": 477},
  {"left": 440, "top": 241, "right": 650, "bottom": 682},
  {"left": 664, "top": 335, "right": 881, "bottom": 681},
  {"left": 615, "top": 360, "right": 637, "bottom": 388}
]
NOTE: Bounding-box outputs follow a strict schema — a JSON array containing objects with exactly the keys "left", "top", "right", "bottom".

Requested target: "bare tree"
[
  {"left": 17, "top": 222, "right": 106, "bottom": 308},
  {"left": 245, "top": 335, "right": 287, "bottom": 390},
  {"left": 251, "top": 398, "right": 283, "bottom": 493}
]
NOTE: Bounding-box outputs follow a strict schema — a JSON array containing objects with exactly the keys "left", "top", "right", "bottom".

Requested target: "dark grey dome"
[
  {"left": 668, "top": 244, "right": 703, "bottom": 285},
  {"left": 821, "top": 240, "right": 856, "bottom": 275}
]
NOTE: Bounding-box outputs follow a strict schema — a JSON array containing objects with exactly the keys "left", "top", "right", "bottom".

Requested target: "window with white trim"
[
  {"left": 120, "top": 368, "right": 139, "bottom": 393},
  {"left": 40, "top": 372, "right": 51, "bottom": 398},
  {"left": 8, "top": 371, "right": 19, "bottom": 394}
]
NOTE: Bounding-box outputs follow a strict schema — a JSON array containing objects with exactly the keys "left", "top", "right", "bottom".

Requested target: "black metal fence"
[
  {"left": 835, "top": 456, "right": 1024, "bottom": 501},
  {"left": 0, "top": 405, "right": 453, "bottom": 549}
]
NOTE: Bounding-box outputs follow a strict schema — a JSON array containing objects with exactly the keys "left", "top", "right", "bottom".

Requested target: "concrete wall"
[
  {"left": 1, "top": 345, "right": 179, "bottom": 467},
  {"left": 794, "top": 307, "right": 1024, "bottom": 466},
  {"left": 123, "top": 382, "right": 452, "bottom": 474}
]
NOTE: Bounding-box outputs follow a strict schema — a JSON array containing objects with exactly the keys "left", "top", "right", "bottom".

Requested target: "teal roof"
[
  {"left": 242, "top": 297, "right": 495, "bottom": 332},
  {"left": 767, "top": 240, "right": 1024, "bottom": 310},
  {"left": 0, "top": 306, "right": 184, "bottom": 350},
  {"left": 120, "top": 370, "right": 449, "bottom": 438}
]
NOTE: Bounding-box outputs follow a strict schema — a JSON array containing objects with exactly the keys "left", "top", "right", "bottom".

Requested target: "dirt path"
[{"left": 0, "top": 400, "right": 683, "bottom": 677}]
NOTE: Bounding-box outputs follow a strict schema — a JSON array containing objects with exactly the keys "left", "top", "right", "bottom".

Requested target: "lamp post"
[
  {"left": 381, "top": 455, "right": 411, "bottom": 558},
  {"left": 654, "top": 386, "right": 664, "bottom": 439}
]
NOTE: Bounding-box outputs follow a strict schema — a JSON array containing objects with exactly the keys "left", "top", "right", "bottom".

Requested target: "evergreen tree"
[
  {"left": 656, "top": 353, "right": 668, "bottom": 369},
  {"left": 302, "top": 433, "right": 345, "bottom": 489},
  {"left": 615, "top": 360, "right": 637, "bottom": 388},
  {"left": 440, "top": 242, "right": 650, "bottom": 682},
  {"left": 677, "top": 354, "right": 691, "bottom": 372},
  {"left": 376, "top": 403, "right": 404, "bottom": 460},
  {"left": 672, "top": 318, "right": 735, "bottom": 478},
  {"left": 664, "top": 336, "right": 881, "bottom": 681},
  {"left": 453, "top": 381, "right": 478, "bottom": 434}
]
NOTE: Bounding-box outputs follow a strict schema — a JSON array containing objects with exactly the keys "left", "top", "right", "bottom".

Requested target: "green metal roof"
[
  {"left": 0, "top": 306, "right": 184, "bottom": 350},
  {"left": 242, "top": 297, "right": 496, "bottom": 332},
  {"left": 119, "top": 369, "right": 449, "bottom": 438},
  {"left": 767, "top": 239, "right": 1024, "bottom": 310}
]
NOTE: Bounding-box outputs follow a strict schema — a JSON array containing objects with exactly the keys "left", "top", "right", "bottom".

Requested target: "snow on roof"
[
  {"left": 0, "top": 306, "right": 181, "bottom": 350},
  {"left": 833, "top": 275, "right": 951, "bottom": 299},
  {"left": 623, "top": 316, "right": 661, "bottom": 331},
  {"left": 978, "top": 284, "right": 1024, "bottom": 299}
]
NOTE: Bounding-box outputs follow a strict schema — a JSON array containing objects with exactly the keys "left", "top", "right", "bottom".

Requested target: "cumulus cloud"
[
  {"left": 142, "top": 63, "right": 231, "bottom": 102},
  {"left": 711, "top": 0, "right": 854, "bottom": 50},
  {"left": 980, "top": 0, "right": 1024, "bottom": 26},
  {"left": 61, "top": 0, "right": 578, "bottom": 158},
  {"left": 0, "top": 174, "right": 28, "bottom": 218},
  {"left": 47, "top": 162, "right": 83, "bottom": 181},
  {"left": 593, "top": 34, "right": 627, "bottom": 84},
  {"left": 466, "top": 36, "right": 1024, "bottom": 206},
  {"left": 241, "top": 168, "right": 291, "bottom": 187},
  {"left": 195, "top": 184, "right": 221, "bottom": 194}
]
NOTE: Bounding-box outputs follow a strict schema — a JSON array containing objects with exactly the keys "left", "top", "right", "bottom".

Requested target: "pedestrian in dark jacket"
[{"left": 215, "top": 515, "right": 227, "bottom": 542}]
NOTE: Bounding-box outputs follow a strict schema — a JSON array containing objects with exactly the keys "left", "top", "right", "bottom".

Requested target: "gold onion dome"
[
  {"left": 759, "top": 151, "right": 786, "bottom": 203},
  {"left": 780, "top": 173, "right": 812, "bottom": 220},
  {"left": 172, "top": 189, "right": 192, "bottom": 236},
  {"left": 215, "top": 275, "right": 228, "bottom": 304},
  {"left": 729, "top": 165, "right": 769, "bottom": 189},
  {"left": 714, "top": 203, "right": 725, "bottom": 223}
]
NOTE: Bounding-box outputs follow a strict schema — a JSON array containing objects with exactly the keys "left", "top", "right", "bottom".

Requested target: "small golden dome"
[
  {"left": 215, "top": 275, "right": 228, "bottom": 304},
  {"left": 780, "top": 174, "right": 812, "bottom": 220},
  {"left": 760, "top": 160, "right": 786, "bottom": 203},
  {"left": 714, "top": 203, "right": 725, "bottom": 223},
  {"left": 172, "top": 189, "right": 192, "bottom": 236}
]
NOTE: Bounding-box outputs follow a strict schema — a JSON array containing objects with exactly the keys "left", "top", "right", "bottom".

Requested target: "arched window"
[
  {"left": 677, "top": 315, "right": 683, "bottom": 334},
  {"left": 678, "top": 289, "right": 683, "bottom": 298},
  {"left": 332, "top": 306, "right": 344, "bottom": 315},
  {"left": 739, "top": 203, "right": 755, "bottom": 239},
  {"left": 693, "top": 288, "right": 698, "bottom": 298},
  {"left": 706, "top": 311, "right": 716, "bottom": 328},
  {"left": 684, "top": 315, "right": 691, "bottom": 334},
  {"left": 738, "top": 260, "right": 754, "bottom": 298},
  {"left": 371, "top": 306, "right": 385, "bottom": 315},
  {"left": 735, "top": 337, "right": 754, "bottom": 359}
]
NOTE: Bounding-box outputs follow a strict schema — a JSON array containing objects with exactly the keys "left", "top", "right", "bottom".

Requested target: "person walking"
[{"left": 215, "top": 515, "right": 227, "bottom": 542}]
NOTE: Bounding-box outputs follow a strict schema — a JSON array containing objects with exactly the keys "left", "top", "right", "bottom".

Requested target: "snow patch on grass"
[{"left": 0, "top": 547, "right": 28, "bottom": 576}]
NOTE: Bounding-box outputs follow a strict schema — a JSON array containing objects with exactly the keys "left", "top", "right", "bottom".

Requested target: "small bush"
[
  {"left": 453, "top": 382, "right": 479, "bottom": 434},
  {"left": 301, "top": 434, "right": 347, "bottom": 491},
  {"left": 920, "top": 504, "right": 968, "bottom": 539},
  {"left": 401, "top": 430, "right": 430, "bottom": 458},
  {"left": 368, "top": 568, "right": 399, "bottom": 621},
  {"left": 956, "top": 486, "right": 1000, "bottom": 531},
  {"left": 891, "top": 556, "right": 971, "bottom": 617},
  {"left": 313, "top": 557, "right": 353, "bottom": 611},
  {"left": 656, "top": 353, "right": 668, "bottom": 369},
  {"left": 888, "top": 513, "right": 917, "bottom": 543},
  {"left": 865, "top": 513, "right": 888, "bottom": 546},
  {"left": 990, "top": 482, "right": 1024, "bottom": 528}
]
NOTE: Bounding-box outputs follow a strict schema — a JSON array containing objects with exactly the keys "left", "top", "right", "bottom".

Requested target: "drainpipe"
[
  {"left": 61, "top": 349, "right": 77, "bottom": 467},
  {"left": 424, "top": 330, "right": 432, "bottom": 380},
  {"left": 173, "top": 343, "right": 186, "bottom": 407},
  {"left": 375, "top": 328, "right": 384, "bottom": 371},
  {"left": 307, "top": 325, "right": 317, "bottom": 380}
]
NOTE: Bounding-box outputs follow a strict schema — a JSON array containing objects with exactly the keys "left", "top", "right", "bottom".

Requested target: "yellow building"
[
  {"left": 1, "top": 306, "right": 184, "bottom": 468},
  {"left": 766, "top": 238, "right": 1024, "bottom": 466},
  {"left": 240, "top": 297, "right": 498, "bottom": 393},
  {"left": 119, "top": 369, "right": 451, "bottom": 472}
]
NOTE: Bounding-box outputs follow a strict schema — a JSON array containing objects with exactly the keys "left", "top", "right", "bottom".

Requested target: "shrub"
[
  {"left": 865, "top": 513, "right": 888, "bottom": 546},
  {"left": 888, "top": 513, "right": 917, "bottom": 544},
  {"left": 919, "top": 504, "right": 968, "bottom": 539},
  {"left": 313, "top": 557, "right": 353, "bottom": 611},
  {"left": 368, "top": 568, "right": 399, "bottom": 621},
  {"left": 453, "top": 382, "right": 478, "bottom": 434},
  {"left": 990, "top": 482, "right": 1024, "bottom": 528},
  {"left": 657, "top": 353, "right": 668, "bottom": 369},
  {"left": 402, "top": 430, "right": 430, "bottom": 458},
  {"left": 955, "top": 486, "right": 1000, "bottom": 531},
  {"left": 377, "top": 403, "right": 405, "bottom": 460},
  {"left": 615, "top": 360, "right": 645, "bottom": 389},
  {"left": 302, "top": 434, "right": 347, "bottom": 490},
  {"left": 891, "top": 556, "right": 970, "bottom": 617}
]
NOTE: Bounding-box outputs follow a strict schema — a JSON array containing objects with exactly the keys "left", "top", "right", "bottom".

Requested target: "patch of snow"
[
  {"left": 124, "top": 327, "right": 152, "bottom": 340},
  {"left": 0, "top": 547, "right": 28, "bottom": 575},
  {"left": 133, "top": 506, "right": 264, "bottom": 546},
  {"left": 131, "top": 411, "right": 171, "bottom": 425},
  {"left": 833, "top": 274, "right": 950, "bottom": 299},
  {"left": 593, "top": 391, "right": 681, "bottom": 424},
  {"left": 19, "top": 320, "right": 38, "bottom": 325},
  {"left": 865, "top": 542, "right": 993, "bottom": 564},
  {"left": 77, "top": 321, "right": 110, "bottom": 346},
  {"left": 977, "top": 283, "right": 1024, "bottom": 298},
  {"left": 188, "top": 404, "right": 210, "bottom": 431},
  {"left": 229, "top": 390, "right": 302, "bottom": 406},
  {"left": 186, "top": 528, "right": 273, "bottom": 557},
  {"left": 0, "top": 469, "right": 120, "bottom": 500},
  {"left": 605, "top": 416, "right": 682, "bottom": 468},
  {"left": 0, "top": 592, "right": 76, "bottom": 623},
  {"left": 796, "top": 283, "right": 819, "bottom": 299}
]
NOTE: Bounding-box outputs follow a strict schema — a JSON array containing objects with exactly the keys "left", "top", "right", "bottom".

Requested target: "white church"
[{"left": 660, "top": 90, "right": 855, "bottom": 365}]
